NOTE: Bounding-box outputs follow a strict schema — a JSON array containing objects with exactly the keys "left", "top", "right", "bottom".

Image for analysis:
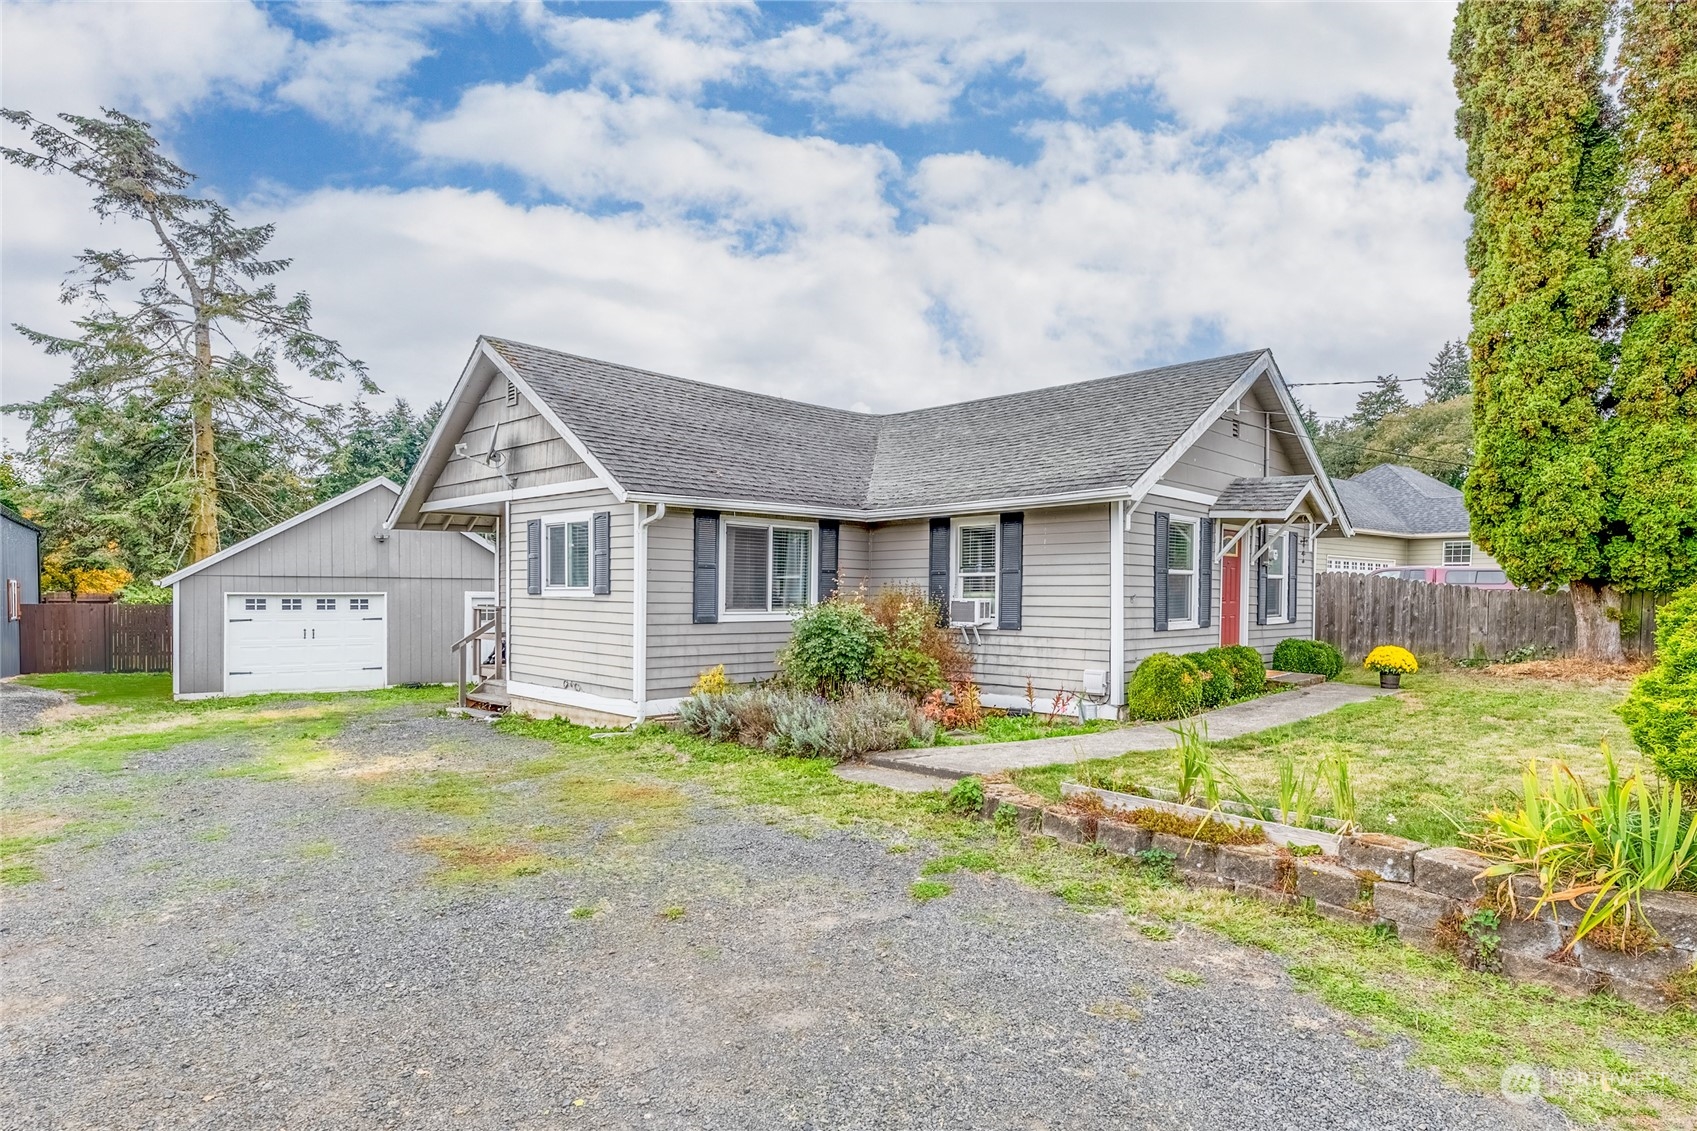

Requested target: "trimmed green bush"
[
  {"left": 1187, "top": 649, "right": 1237, "bottom": 709},
  {"left": 1620, "top": 584, "right": 1697, "bottom": 794},
  {"left": 1271, "top": 637, "right": 1344, "bottom": 679},
  {"left": 1125, "top": 653, "right": 1204, "bottom": 721},
  {"left": 1219, "top": 645, "right": 1267, "bottom": 696}
]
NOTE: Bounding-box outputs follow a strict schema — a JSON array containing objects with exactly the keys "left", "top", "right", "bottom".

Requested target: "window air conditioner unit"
[{"left": 950, "top": 598, "right": 995, "bottom": 627}]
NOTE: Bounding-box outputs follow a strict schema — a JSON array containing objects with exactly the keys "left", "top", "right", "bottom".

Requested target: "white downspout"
[
  {"left": 632, "top": 502, "right": 667, "bottom": 723},
  {"left": 1109, "top": 499, "right": 1126, "bottom": 711},
  {"left": 503, "top": 499, "right": 512, "bottom": 681}
]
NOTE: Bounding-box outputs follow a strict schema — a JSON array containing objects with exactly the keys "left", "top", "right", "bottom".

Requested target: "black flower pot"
[{"left": 1379, "top": 671, "right": 1402, "bottom": 690}]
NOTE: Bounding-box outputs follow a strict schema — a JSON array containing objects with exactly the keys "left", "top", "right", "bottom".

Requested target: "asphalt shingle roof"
[
  {"left": 1334, "top": 464, "right": 1470, "bottom": 535},
  {"left": 486, "top": 337, "right": 1268, "bottom": 514},
  {"left": 1212, "top": 476, "right": 1316, "bottom": 515}
]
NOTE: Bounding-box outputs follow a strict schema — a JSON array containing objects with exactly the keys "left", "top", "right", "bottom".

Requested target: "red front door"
[{"left": 1220, "top": 529, "right": 1242, "bottom": 646}]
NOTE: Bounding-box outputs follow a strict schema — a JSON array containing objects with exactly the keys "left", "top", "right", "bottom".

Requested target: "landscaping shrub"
[
  {"left": 777, "top": 599, "right": 881, "bottom": 697},
  {"left": 691, "top": 664, "right": 732, "bottom": 696},
  {"left": 1218, "top": 645, "right": 1266, "bottom": 696},
  {"left": 945, "top": 776, "right": 985, "bottom": 816},
  {"left": 1619, "top": 584, "right": 1697, "bottom": 797},
  {"left": 1187, "top": 649, "right": 1236, "bottom": 709},
  {"left": 676, "top": 686, "right": 934, "bottom": 760},
  {"left": 1271, "top": 638, "right": 1344, "bottom": 679},
  {"left": 1125, "top": 653, "right": 1203, "bottom": 720},
  {"left": 865, "top": 585, "right": 972, "bottom": 683}
]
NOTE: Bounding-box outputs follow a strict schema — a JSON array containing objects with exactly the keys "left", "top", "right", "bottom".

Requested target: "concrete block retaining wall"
[{"left": 981, "top": 783, "right": 1697, "bottom": 1009}]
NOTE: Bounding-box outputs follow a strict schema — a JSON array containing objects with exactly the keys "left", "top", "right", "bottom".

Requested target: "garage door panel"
[{"left": 225, "top": 594, "right": 387, "bottom": 695}]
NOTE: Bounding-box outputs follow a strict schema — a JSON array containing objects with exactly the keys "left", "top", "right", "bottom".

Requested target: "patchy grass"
[
  {"left": 1164, "top": 968, "right": 1205, "bottom": 987},
  {"left": 361, "top": 771, "right": 496, "bottom": 818},
  {"left": 297, "top": 840, "right": 336, "bottom": 861},
  {"left": 943, "top": 714, "right": 1118, "bottom": 746},
  {"left": 1012, "top": 668, "right": 1637, "bottom": 847},
  {"left": 16, "top": 671, "right": 174, "bottom": 710},
  {"left": 658, "top": 905, "right": 687, "bottom": 921},
  {"left": 908, "top": 879, "right": 953, "bottom": 902},
  {"left": 411, "top": 833, "right": 557, "bottom": 884}
]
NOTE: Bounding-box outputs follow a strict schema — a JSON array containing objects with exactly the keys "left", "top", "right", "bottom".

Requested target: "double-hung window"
[
  {"left": 1442, "top": 541, "right": 1472, "bottom": 565},
  {"left": 1165, "top": 518, "right": 1199, "bottom": 627},
  {"left": 724, "top": 521, "right": 812, "bottom": 615},
  {"left": 544, "top": 514, "right": 593, "bottom": 592},
  {"left": 955, "top": 522, "right": 998, "bottom": 619},
  {"left": 1265, "top": 535, "right": 1289, "bottom": 622}
]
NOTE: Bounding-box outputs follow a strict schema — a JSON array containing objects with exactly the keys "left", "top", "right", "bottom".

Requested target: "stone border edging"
[{"left": 978, "top": 781, "right": 1697, "bottom": 1009}]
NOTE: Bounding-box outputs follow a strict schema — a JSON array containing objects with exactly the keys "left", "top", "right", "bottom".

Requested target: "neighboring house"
[
  {"left": 1317, "top": 464, "right": 1499, "bottom": 575},
  {"left": 158, "top": 478, "right": 497, "bottom": 700},
  {"left": 387, "top": 337, "right": 1348, "bottom": 725},
  {"left": 2, "top": 504, "right": 43, "bottom": 677}
]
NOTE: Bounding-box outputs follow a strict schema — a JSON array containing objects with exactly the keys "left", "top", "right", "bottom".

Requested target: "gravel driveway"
[
  {"left": 0, "top": 679, "right": 69, "bottom": 734},
  {"left": 1, "top": 703, "right": 1566, "bottom": 1131}
]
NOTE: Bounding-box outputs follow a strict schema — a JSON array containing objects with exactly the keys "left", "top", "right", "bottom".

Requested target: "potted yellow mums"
[{"left": 1363, "top": 645, "right": 1417, "bottom": 689}]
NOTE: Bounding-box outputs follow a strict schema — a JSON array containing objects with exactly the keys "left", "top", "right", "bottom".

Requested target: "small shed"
[
  {"left": 2, "top": 504, "right": 43, "bottom": 677},
  {"left": 159, "top": 478, "right": 495, "bottom": 699}
]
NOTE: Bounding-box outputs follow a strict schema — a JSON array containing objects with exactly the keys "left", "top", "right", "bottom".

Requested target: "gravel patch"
[
  {"left": 1, "top": 705, "right": 1570, "bottom": 1130},
  {"left": 0, "top": 680, "right": 69, "bottom": 734}
]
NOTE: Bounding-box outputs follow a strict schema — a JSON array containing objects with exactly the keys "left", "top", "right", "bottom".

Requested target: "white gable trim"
[
  {"left": 1126, "top": 354, "right": 1269, "bottom": 510},
  {"left": 389, "top": 340, "right": 490, "bottom": 531},
  {"left": 479, "top": 340, "right": 628, "bottom": 504},
  {"left": 1258, "top": 354, "right": 1351, "bottom": 535},
  {"left": 158, "top": 477, "right": 493, "bottom": 587}
]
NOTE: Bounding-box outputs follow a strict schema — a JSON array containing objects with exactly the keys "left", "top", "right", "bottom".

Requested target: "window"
[
  {"left": 1476, "top": 570, "right": 1508, "bottom": 585},
  {"left": 243, "top": 597, "right": 267, "bottom": 612},
  {"left": 316, "top": 598, "right": 336, "bottom": 611},
  {"left": 1264, "top": 536, "right": 1288, "bottom": 622},
  {"left": 955, "top": 523, "right": 998, "bottom": 618},
  {"left": 1166, "top": 518, "right": 1199, "bottom": 626},
  {"left": 1443, "top": 541, "right": 1473, "bottom": 565},
  {"left": 349, "top": 598, "right": 370, "bottom": 611},
  {"left": 724, "top": 522, "right": 813, "bottom": 615},
  {"left": 1442, "top": 570, "right": 1478, "bottom": 585},
  {"left": 6, "top": 578, "right": 20, "bottom": 622},
  {"left": 544, "top": 516, "right": 592, "bottom": 591},
  {"left": 281, "top": 598, "right": 302, "bottom": 612}
]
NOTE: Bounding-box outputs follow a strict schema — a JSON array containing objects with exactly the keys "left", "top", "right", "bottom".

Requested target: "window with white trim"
[
  {"left": 724, "top": 521, "right": 813, "bottom": 614},
  {"left": 1265, "top": 536, "right": 1289, "bottom": 622},
  {"left": 1443, "top": 541, "right": 1473, "bottom": 565},
  {"left": 316, "top": 598, "right": 337, "bottom": 611},
  {"left": 543, "top": 514, "right": 593, "bottom": 592},
  {"left": 955, "top": 522, "right": 998, "bottom": 619},
  {"left": 1166, "top": 518, "right": 1199, "bottom": 626},
  {"left": 244, "top": 597, "right": 266, "bottom": 612},
  {"left": 349, "top": 598, "right": 370, "bottom": 611},
  {"left": 281, "top": 598, "right": 302, "bottom": 611}
]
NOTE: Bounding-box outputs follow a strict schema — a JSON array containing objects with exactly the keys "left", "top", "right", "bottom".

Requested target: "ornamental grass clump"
[
  {"left": 1472, "top": 747, "right": 1697, "bottom": 948},
  {"left": 1363, "top": 646, "right": 1418, "bottom": 675}
]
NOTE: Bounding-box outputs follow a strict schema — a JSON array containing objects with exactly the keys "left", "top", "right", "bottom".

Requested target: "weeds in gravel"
[
  {"left": 909, "top": 880, "right": 952, "bottom": 902},
  {"left": 1164, "top": 969, "right": 1205, "bottom": 987},
  {"left": 659, "top": 905, "right": 686, "bottom": 921},
  {"left": 411, "top": 834, "right": 556, "bottom": 884}
]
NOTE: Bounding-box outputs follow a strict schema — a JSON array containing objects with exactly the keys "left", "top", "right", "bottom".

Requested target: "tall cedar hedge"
[{"left": 1452, "top": 0, "right": 1696, "bottom": 655}]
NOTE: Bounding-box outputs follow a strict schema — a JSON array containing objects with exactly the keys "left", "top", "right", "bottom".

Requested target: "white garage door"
[{"left": 225, "top": 594, "right": 387, "bottom": 695}]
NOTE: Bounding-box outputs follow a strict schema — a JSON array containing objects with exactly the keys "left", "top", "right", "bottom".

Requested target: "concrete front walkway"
[{"left": 863, "top": 682, "right": 1388, "bottom": 781}]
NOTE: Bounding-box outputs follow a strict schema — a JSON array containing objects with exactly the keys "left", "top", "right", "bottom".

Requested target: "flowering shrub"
[
  {"left": 922, "top": 680, "right": 986, "bottom": 730},
  {"left": 1363, "top": 645, "right": 1418, "bottom": 675},
  {"left": 778, "top": 586, "right": 965, "bottom": 699},
  {"left": 691, "top": 664, "right": 732, "bottom": 696}
]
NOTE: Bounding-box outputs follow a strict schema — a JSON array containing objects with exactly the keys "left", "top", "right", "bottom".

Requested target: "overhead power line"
[{"left": 1287, "top": 376, "right": 1427, "bottom": 387}]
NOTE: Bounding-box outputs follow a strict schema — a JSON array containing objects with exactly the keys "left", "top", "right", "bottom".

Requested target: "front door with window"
[{"left": 1220, "top": 529, "right": 1242, "bottom": 646}]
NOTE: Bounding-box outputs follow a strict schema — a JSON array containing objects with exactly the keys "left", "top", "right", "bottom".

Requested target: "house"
[
  {"left": 1317, "top": 464, "right": 1498, "bottom": 575},
  {"left": 158, "top": 478, "right": 497, "bottom": 700},
  {"left": 387, "top": 338, "right": 1348, "bottom": 724},
  {"left": 2, "top": 504, "right": 43, "bottom": 678}
]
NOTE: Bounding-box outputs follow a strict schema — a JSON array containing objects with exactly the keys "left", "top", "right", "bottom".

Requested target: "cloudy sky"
[{"left": 1, "top": 1, "right": 1468, "bottom": 444}]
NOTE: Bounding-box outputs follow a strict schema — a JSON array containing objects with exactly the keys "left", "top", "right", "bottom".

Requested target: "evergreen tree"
[
  {"left": 1608, "top": 0, "right": 1697, "bottom": 596},
  {"left": 316, "top": 399, "right": 444, "bottom": 501},
  {"left": 0, "top": 108, "right": 368, "bottom": 565},
  {"left": 1422, "top": 339, "right": 1472, "bottom": 401},
  {"left": 1452, "top": 0, "right": 1624, "bottom": 658},
  {"left": 1351, "top": 374, "right": 1411, "bottom": 428}
]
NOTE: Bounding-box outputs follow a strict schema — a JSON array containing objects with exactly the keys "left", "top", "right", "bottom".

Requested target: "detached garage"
[{"left": 160, "top": 478, "right": 496, "bottom": 700}]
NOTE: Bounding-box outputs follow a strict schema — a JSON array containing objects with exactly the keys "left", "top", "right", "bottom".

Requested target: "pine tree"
[
  {"left": 1452, "top": 0, "right": 1623, "bottom": 658},
  {"left": 316, "top": 399, "right": 444, "bottom": 501},
  {"left": 0, "top": 109, "right": 368, "bottom": 565},
  {"left": 1351, "top": 374, "right": 1411, "bottom": 428},
  {"left": 1422, "top": 339, "right": 1472, "bottom": 401},
  {"left": 1607, "top": 0, "right": 1697, "bottom": 596}
]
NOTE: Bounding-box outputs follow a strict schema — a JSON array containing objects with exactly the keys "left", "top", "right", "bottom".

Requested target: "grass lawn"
[
  {"left": 1010, "top": 667, "right": 1638, "bottom": 847},
  {"left": 4, "top": 671, "right": 1694, "bottom": 1126},
  {"left": 16, "top": 671, "right": 174, "bottom": 709}
]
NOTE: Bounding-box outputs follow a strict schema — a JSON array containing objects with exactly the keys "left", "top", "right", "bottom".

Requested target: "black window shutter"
[
  {"left": 526, "top": 520, "right": 542, "bottom": 596},
  {"left": 1152, "top": 511, "right": 1170, "bottom": 632},
  {"left": 591, "top": 511, "right": 611, "bottom": 596},
  {"left": 1197, "top": 518, "right": 1214, "bottom": 630},
  {"left": 998, "top": 512, "right": 1024, "bottom": 631},
  {"left": 692, "top": 511, "right": 720, "bottom": 624},
  {"left": 928, "top": 517, "right": 950, "bottom": 625},
  {"left": 1286, "top": 532, "right": 1299, "bottom": 623},
  {"left": 1254, "top": 526, "right": 1269, "bottom": 626},
  {"left": 818, "top": 520, "right": 840, "bottom": 600}
]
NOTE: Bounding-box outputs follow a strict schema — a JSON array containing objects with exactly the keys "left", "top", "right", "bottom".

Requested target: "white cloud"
[{"left": 274, "top": 2, "right": 477, "bottom": 130}]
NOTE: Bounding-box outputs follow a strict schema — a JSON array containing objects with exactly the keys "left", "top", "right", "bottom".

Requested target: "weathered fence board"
[
  {"left": 1315, "top": 574, "right": 1664, "bottom": 661},
  {"left": 19, "top": 603, "right": 171, "bottom": 674}
]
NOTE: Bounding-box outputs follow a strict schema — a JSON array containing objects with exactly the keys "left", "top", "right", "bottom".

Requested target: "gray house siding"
[
  {"left": 505, "top": 489, "right": 634, "bottom": 702},
  {"left": 425, "top": 374, "right": 593, "bottom": 506},
  {"left": 2, "top": 512, "right": 42, "bottom": 677},
  {"left": 175, "top": 484, "right": 496, "bottom": 696}
]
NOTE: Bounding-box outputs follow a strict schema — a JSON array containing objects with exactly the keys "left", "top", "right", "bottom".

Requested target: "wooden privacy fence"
[
  {"left": 19, "top": 603, "right": 172, "bottom": 674},
  {"left": 1315, "top": 573, "right": 1664, "bottom": 662}
]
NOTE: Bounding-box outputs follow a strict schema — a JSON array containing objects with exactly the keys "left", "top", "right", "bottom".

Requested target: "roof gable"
[{"left": 1337, "top": 464, "right": 1470, "bottom": 535}]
